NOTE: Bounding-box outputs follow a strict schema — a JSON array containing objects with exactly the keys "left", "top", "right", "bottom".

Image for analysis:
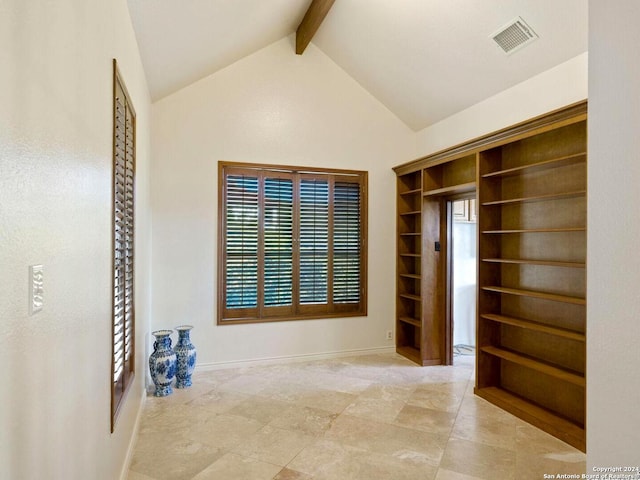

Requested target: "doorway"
[{"left": 447, "top": 198, "right": 477, "bottom": 365}]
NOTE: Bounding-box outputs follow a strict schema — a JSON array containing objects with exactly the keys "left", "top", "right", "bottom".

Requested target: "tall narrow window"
[
  {"left": 111, "top": 59, "right": 136, "bottom": 431},
  {"left": 218, "top": 162, "right": 367, "bottom": 324}
]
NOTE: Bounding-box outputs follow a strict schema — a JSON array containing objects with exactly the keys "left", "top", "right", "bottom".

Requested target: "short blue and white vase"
[
  {"left": 149, "top": 329, "right": 177, "bottom": 397},
  {"left": 174, "top": 325, "right": 197, "bottom": 388}
]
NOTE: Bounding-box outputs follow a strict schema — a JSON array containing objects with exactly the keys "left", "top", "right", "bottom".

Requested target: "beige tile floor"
[{"left": 127, "top": 353, "right": 585, "bottom": 480}]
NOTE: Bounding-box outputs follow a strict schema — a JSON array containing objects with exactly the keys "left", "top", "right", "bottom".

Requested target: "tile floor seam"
[{"left": 431, "top": 359, "right": 473, "bottom": 479}]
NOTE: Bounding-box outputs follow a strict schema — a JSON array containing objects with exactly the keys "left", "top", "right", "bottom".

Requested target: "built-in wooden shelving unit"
[
  {"left": 396, "top": 169, "right": 425, "bottom": 365},
  {"left": 393, "top": 101, "right": 587, "bottom": 451},
  {"left": 476, "top": 108, "right": 587, "bottom": 451}
]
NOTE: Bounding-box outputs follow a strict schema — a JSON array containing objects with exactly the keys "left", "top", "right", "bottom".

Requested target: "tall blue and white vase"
[
  {"left": 174, "top": 325, "right": 197, "bottom": 388},
  {"left": 149, "top": 330, "right": 177, "bottom": 397}
]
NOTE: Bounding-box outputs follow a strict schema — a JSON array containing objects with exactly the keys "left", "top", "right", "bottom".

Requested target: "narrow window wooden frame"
[
  {"left": 111, "top": 59, "right": 136, "bottom": 432},
  {"left": 218, "top": 161, "right": 368, "bottom": 325}
]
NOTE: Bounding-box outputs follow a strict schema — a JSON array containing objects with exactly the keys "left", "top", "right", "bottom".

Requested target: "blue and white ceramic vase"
[
  {"left": 174, "top": 325, "right": 197, "bottom": 388},
  {"left": 149, "top": 329, "right": 177, "bottom": 397}
]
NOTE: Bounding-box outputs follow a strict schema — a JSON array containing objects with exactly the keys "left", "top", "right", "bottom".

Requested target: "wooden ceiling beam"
[{"left": 296, "top": 0, "right": 336, "bottom": 55}]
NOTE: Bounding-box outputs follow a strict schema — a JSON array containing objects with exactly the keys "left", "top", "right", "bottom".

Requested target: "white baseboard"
[
  {"left": 119, "top": 389, "right": 147, "bottom": 480},
  {"left": 195, "top": 346, "right": 396, "bottom": 371}
]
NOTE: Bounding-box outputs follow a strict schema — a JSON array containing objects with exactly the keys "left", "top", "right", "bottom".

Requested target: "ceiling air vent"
[{"left": 491, "top": 17, "right": 538, "bottom": 54}]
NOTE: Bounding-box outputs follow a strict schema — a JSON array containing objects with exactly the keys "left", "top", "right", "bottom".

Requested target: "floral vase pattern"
[
  {"left": 174, "top": 325, "right": 197, "bottom": 388},
  {"left": 149, "top": 330, "right": 177, "bottom": 397}
]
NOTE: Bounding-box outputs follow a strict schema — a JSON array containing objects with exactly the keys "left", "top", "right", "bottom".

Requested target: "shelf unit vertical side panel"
[
  {"left": 477, "top": 148, "right": 503, "bottom": 388},
  {"left": 421, "top": 195, "right": 443, "bottom": 365}
]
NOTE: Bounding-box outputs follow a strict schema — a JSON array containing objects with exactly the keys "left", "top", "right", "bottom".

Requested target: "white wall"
[
  {"left": 414, "top": 53, "right": 588, "bottom": 158},
  {"left": 0, "top": 1, "right": 151, "bottom": 479},
  {"left": 151, "top": 35, "right": 415, "bottom": 366},
  {"left": 587, "top": 0, "right": 640, "bottom": 467}
]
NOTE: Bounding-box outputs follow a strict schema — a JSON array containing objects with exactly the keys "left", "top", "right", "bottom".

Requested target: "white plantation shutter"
[
  {"left": 112, "top": 60, "right": 135, "bottom": 431},
  {"left": 225, "top": 173, "right": 259, "bottom": 312},
  {"left": 263, "top": 176, "right": 294, "bottom": 308},
  {"left": 219, "top": 163, "right": 367, "bottom": 323},
  {"left": 299, "top": 178, "right": 329, "bottom": 305},
  {"left": 333, "top": 181, "right": 361, "bottom": 303}
]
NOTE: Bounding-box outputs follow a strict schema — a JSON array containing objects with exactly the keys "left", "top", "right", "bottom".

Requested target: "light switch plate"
[{"left": 29, "top": 265, "right": 44, "bottom": 315}]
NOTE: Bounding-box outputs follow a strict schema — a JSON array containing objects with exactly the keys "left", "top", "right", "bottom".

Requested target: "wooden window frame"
[
  {"left": 218, "top": 161, "right": 368, "bottom": 325},
  {"left": 111, "top": 59, "right": 136, "bottom": 432}
]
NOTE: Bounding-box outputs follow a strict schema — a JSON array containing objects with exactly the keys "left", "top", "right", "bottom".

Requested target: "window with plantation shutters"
[
  {"left": 218, "top": 162, "right": 367, "bottom": 324},
  {"left": 111, "top": 60, "right": 135, "bottom": 431}
]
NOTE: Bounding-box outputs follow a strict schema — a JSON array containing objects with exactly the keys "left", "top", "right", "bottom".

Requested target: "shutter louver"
[
  {"left": 333, "top": 181, "right": 361, "bottom": 303},
  {"left": 225, "top": 174, "right": 259, "bottom": 309},
  {"left": 299, "top": 178, "right": 329, "bottom": 304},
  {"left": 264, "top": 177, "right": 293, "bottom": 307}
]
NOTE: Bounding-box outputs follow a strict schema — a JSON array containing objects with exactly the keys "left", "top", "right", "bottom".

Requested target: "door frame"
[{"left": 443, "top": 193, "right": 477, "bottom": 365}]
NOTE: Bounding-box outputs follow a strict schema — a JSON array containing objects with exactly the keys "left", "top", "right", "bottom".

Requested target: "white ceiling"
[
  {"left": 128, "top": 0, "right": 588, "bottom": 131},
  {"left": 127, "top": 0, "right": 313, "bottom": 101}
]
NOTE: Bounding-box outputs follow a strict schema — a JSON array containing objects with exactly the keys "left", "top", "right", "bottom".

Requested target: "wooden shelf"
[
  {"left": 399, "top": 273, "right": 421, "bottom": 280},
  {"left": 474, "top": 386, "right": 585, "bottom": 451},
  {"left": 482, "top": 227, "right": 586, "bottom": 234},
  {"left": 482, "top": 152, "right": 586, "bottom": 178},
  {"left": 400, "top": 210, "right": 421, "bottom": 216},
  {"left": 480, "top": 313, "right": 585, "bottom": 342},
  {"left": 482, "top": 258, "right": 585, "bottom": 268},
  {"left": 399, "top": 253, "right": 421, "bottom": 258},
  {"left": 481, "top": 190, "right": 586, "bottom": 206},
  {"left": 396, "top": 345, "right": 421, "bottom": 364},
  {"left": 400, "top": 188, "right": 421, "bottom": 195},
  {"left": 398, "top": 316, "right": 421, "bottom": 328},
  {"left": 480, "top": 346, "right": 585, "bottom": 387},
  {"left": 482, "top": 286, "right": 585, "bottom": 305},
  {"left": 399, "top": 293, "right": 421, "bottom": 302},
  {"left": 400, "top": 232, "right": 421, "bottom": 236},
  {"left": 423, "top": 181, "right": 476, "bottom": 197}
]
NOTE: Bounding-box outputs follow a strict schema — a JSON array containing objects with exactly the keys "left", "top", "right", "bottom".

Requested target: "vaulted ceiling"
[{"left": 127, "top": 0, "right": 588, "bottom": 131}]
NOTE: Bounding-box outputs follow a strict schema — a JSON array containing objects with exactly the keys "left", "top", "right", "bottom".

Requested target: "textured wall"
[
  {"left": 151, "top": 35, "right": 415, "bottom": 367},
  {"left": 0, "top": 1, "right": 151, "bottom": 478},
  {"left": 587, "top": 0, "right": 640, "bottom": 467}
]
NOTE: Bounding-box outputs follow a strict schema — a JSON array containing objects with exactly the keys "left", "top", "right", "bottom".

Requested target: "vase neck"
[{"left": 155, "top": 336, "right": 172, "bottom": 349}]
